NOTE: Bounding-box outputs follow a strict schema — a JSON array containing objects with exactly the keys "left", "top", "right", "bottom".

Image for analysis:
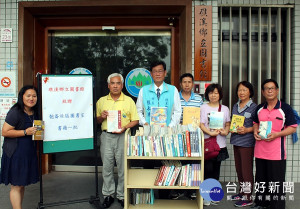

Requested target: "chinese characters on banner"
[
  {"left": 194, "top": 6, "right": 212, "bottom": 81},
  {"left": 42, "top": 76, "right": 93, "bottom": 141}
]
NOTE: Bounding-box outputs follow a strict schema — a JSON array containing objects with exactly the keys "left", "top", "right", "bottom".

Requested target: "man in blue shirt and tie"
[{"left": 136, "top": 60, "right": 181, "bottom": 127}]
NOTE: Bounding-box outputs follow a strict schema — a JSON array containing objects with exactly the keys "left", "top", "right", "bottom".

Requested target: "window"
[{"left": 219, "top": 6, "right": 292, "bottom": 108}]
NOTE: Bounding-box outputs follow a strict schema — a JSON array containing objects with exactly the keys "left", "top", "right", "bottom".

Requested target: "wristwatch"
[{"left": 24, "top": 129, "right": 27, "bottom": 136}]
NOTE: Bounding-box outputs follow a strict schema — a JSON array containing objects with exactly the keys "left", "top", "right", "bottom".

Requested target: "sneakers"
[
  {"left": 170, "top": 192, "right": 184, "bottom": 200},
  {"left": 250, "top": 204, "right": 269, "bottom": 209},
  {"left": 211, "top": 200, "right": 220, "bottom": 205},
  {"left": 203, "top": 199, "right": 211, "bottom": 206},
  {"left": 231, "top": 193, "right": 243, "bottom": 201},
  {"left": 189, "top": 192, "right": 196, "bottom": 200},
  {"left": 234, "top": 200, "right": 253, "bottom": 207},
  {"left": 102, "top": 196, "right": 114, "bottom": 208},
  {"left": 118, "top": 199, "right": 124, "bottom": 207}
]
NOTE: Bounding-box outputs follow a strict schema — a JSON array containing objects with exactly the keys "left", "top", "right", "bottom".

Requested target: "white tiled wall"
[
  {"left": 193, "top": 0, "right": 300, "bottom": 183},
  {"left": 0, "top": 0, "right": 299, "bottom": 182}
]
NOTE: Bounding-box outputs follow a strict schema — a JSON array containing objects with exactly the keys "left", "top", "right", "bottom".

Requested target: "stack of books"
[
  {"left": 130, "top": 189, "right": 154, "bottom": 205},
  {"left": 154, "top": 160, "right": 201, "bottom": 187},
  {"left": 126, "top": 125, "right": 203, "bottom": 157}
]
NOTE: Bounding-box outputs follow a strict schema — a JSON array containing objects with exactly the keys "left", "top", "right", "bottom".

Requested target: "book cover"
[
  {"left": 185, "top": 131, "right": 191, "bottom": 157},
  {"left": 33, "top": 120, "right": 45, "bottom": 140},
  {"left": 190, "top": 131, "right": 196, "bottom": 157},
  {"left": 177, "top": 134, "right": 184, "bottom": 157},
  {"left": 150, "top": 107, "right": 167, "bottom": 126},
  {"left": 173, "top": 135, "right": 179, "bottom": 157},
  {"left": 164, "top": 165, "right": 175, "bottom": 186},
  {"left": 154, "top": 166, "right": 164, "bottom": 186},
  {"left": 182, "top": 134, "right": 187, "bottom": 157},
  {"left": 169, "top": 166, "right": 182, "bottom": 186},
  {"left": 259, "top": 121, "right": 272, "bottom": 139},
  {"left": 230, "top": 114, "right": 245, "bottom": 132},
  {"left": 197, "top": 128, "right": 202, "bottom": 157},
  {"left": 182, "top": 107, "right": 201, "bottom": 127},
  {"left": 160, "top": 165, "right": 171, "bottom": 186},
  {"left": 209, "top": 111, "right": 224, "bottom": 129},
  {"left": 107, "top": 110, "right": 122, "bottom": 132}
]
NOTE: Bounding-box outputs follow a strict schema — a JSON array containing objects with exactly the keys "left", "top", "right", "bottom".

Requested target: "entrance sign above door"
[
  {"left": 194, "top": 5, "right": 212, "bottom": 81},
  {"left": 125, "top": 68, "right": 153, "bottom": 97}
]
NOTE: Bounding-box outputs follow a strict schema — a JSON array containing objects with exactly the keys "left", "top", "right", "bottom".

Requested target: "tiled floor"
[{"left": 0, "top": 171, "right": 299, "bottom": 209}]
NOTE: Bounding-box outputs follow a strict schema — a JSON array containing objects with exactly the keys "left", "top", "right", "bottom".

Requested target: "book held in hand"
[
  {"left": 33, "top": 120, "right": 45, "bottom": 140},
  {"left": 150, "top": 107, "right": 167, "bottom": 126},
  {"left": 209, "top": 111, "right": 224, "bottom": 129},
  {"left": 107, "top": 110, "right": 122, "bottom": 132},
  {"left": 230, "top": 114, "right": 245, "bottom": 132},
  {"left": 182, "top": 107, "right": 201, "bottom": 127},
  {"left": 259, "top": 121, "right": 272, "bottom": 139}
]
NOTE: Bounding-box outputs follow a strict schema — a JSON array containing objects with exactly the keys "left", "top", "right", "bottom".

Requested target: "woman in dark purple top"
[
  {"left": 230, "top": 81, "right": 257, "bottom": 207},
  {"left": 0, "top": 85, "right": 39, "bottom": 209}
]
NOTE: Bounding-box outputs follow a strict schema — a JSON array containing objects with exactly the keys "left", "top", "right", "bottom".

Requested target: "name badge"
[{"left": 244, "top": 112, "right": 251, "bottom": 118}]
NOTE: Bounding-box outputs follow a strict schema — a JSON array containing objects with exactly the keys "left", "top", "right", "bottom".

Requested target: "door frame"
[
  {"left": 18, "top": 0, "right": 192, "bottom": 88},
  {"left": 18, "top": 0, "right": 192, "bottom": 173}
]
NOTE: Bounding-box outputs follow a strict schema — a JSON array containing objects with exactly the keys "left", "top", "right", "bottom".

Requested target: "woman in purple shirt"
[
  {"left": 230, "top": 81, "right": 257, "bottom": 208},
  {"left": 200, "top": 83, "right": 231, "bottom": 206}
]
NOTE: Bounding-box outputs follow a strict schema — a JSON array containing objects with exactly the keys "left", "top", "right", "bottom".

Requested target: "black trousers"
[
  {"left": 204, "top": 158, "right": 221, "bottom": 180},
  {"left": 254, "top": 158, "right": 286, "bottom": 209}
]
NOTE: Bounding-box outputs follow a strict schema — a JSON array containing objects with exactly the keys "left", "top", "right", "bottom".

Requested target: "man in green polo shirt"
[{"left": 96, "top": 73, "right": 139, "bottom": 208}]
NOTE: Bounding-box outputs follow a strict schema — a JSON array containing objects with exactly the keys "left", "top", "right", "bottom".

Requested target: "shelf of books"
[{"left": 124, "top": 125, "right": 204, "bottom": 209}]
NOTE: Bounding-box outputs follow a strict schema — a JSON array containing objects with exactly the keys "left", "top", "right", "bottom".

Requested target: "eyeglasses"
[
  {"left": 264, "top": 87, "right": 277, "bottom": 91},
  {"left": 152, "top": 70, "right": 165, "bottom": 74},
  {"left": 238, "top": 89, "right": 249, "bottom": 93}
]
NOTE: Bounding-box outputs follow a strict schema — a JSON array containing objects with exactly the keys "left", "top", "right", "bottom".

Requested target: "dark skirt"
[{"left": 0, "top": 135, "right": 39, "bottom": 186}]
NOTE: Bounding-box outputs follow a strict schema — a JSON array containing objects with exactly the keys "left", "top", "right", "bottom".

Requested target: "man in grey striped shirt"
[
  {"left": 170, "top": 73, "right": 203, "bottom": 200},
  {"left": 179, "top": 73, "right": 204, "bottom": 124}
]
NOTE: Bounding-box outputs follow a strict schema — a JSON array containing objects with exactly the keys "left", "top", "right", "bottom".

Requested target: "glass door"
[{"left": 49, "top": 30, "right": 172, "bottom": 168}]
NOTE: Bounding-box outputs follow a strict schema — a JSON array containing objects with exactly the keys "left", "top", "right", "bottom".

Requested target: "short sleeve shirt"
[
  {"left": 5, "top": 107, "right": 23, "bottom": 129},
  {"left": 230, "top": 100, "right": 257, "bottom": 147},
  {"left": 253, "top": 100, "right": 297, "bottom": 160},
  {"left": 200, "top": 103, "right": 231, "bottom": 148},
  {"left": 96, "top": 92, "right": 139, "bottom": 131},
  {"left": 179, "top": 91, "right": 203, "bottom": 124}
]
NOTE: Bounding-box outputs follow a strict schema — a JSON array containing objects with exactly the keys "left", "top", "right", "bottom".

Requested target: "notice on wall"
[
  {"left": 1, "top": 28, "right": 13, "bottom": 42},
  {"left": 0, "top": 71, "right": 16, "bottom": 97},
  {"left": 41, "top": 75, "right": 93, "bottom": 142},
  {"left": 0, "top": 97, "right": 17, "bottom": 119}
]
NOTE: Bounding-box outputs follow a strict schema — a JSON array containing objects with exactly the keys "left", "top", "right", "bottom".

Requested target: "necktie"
[{"left": 157, "top": 88, "right": 160, "bottom": 100}]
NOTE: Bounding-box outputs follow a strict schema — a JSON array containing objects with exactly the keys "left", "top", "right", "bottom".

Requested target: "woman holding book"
[
  {"left": 200, "top": 83, "right": 230, "bottom": 206},
  {"left": 0, "top": 85, "right": 39, "bottom": 209},
  {"left": 230, "top": 81, "right": 257, "bottom": 207}
]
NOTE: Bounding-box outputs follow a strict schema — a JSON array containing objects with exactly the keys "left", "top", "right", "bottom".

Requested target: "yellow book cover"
[
  {"left": 33, "top": 120, "right": 45, "bottom": 140},
  {"left": 182, "top": 107, "right": 201, "bottom": 127},
  {"left": 230, "top": 114, "right": 245, "bottom": 132}
]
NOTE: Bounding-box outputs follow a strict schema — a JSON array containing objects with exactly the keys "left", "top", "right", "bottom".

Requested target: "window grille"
[{"left": 218, "top": 5, "right": 292, "bottom": 107}]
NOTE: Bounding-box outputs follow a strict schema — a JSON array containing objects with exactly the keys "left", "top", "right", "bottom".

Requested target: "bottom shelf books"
[
  {"left": 130, "top": 189, "right": 154, "bottom": 205},
  {"left": 154, "top": 160, "right": 201, "bottom": 187}
]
